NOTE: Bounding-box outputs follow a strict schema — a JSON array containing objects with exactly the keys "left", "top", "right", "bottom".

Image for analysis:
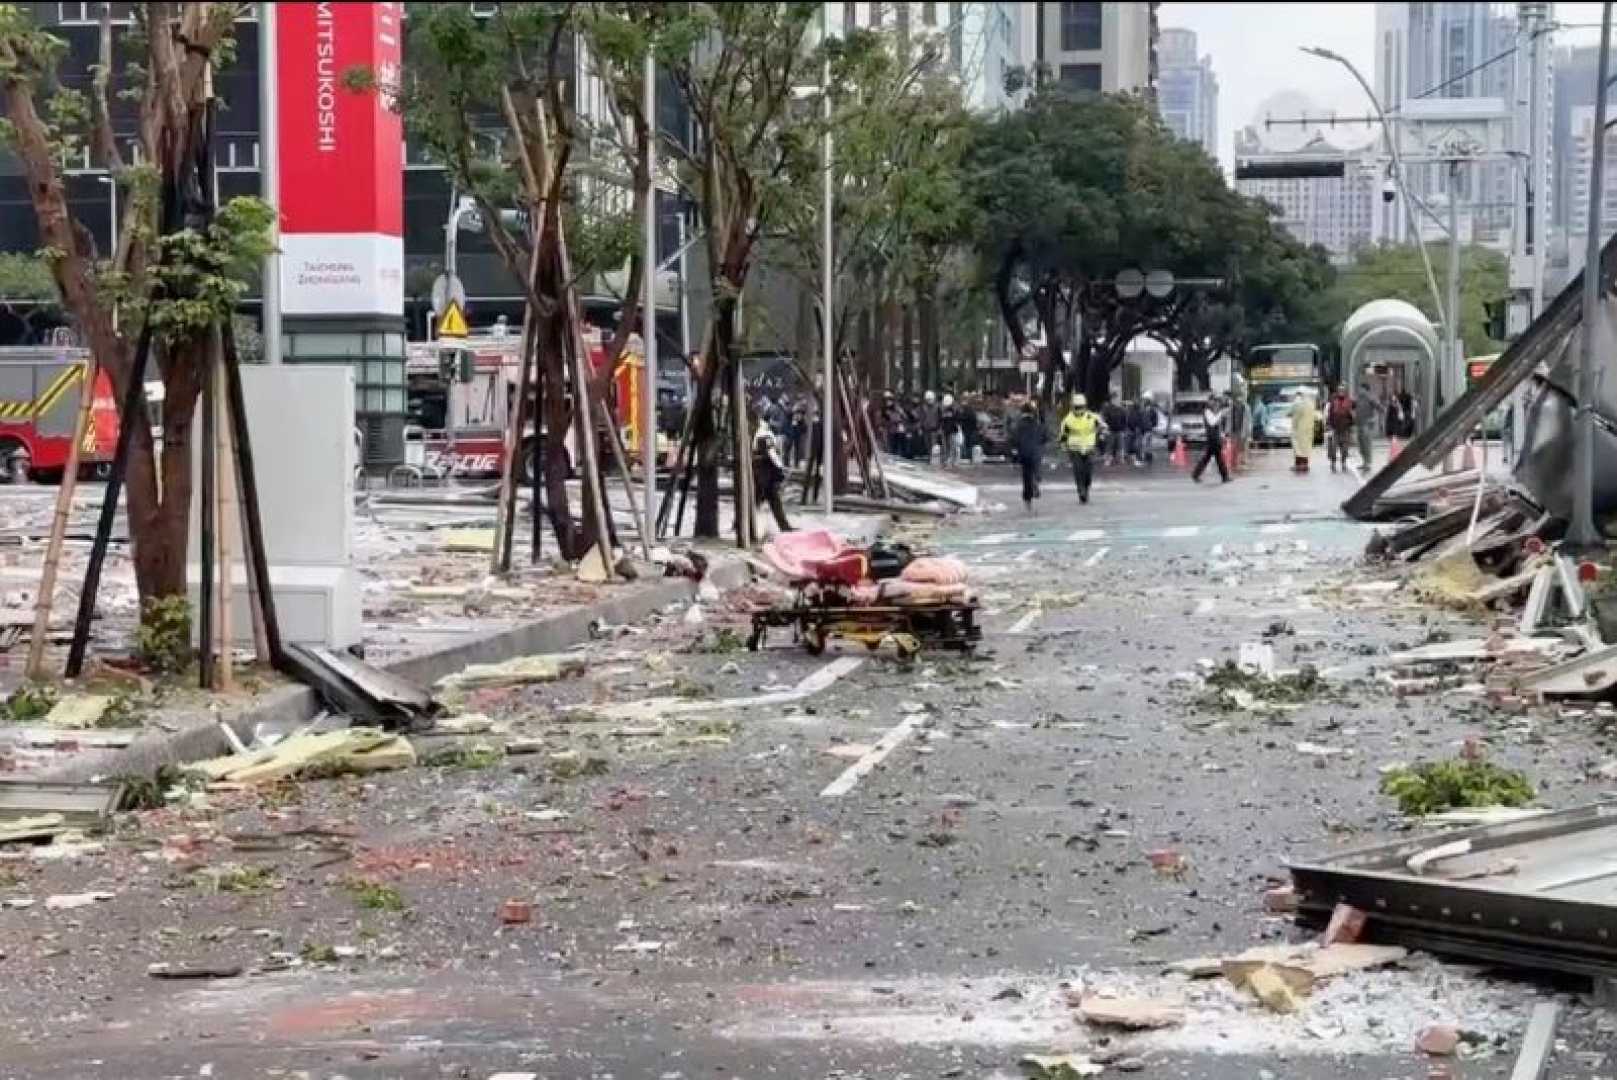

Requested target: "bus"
[{"left": 1247, "top": 343, "right": 1324, "bottom": 447}]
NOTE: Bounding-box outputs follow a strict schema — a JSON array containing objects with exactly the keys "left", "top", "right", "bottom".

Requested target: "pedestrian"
[
  {"left": 882, "top": 391, "right": 906, "bottom": 457},
  {"left": 1123, "top": 398, "right": 1142, "bottom": 466},
  {"left": 907, "top": 395, "right": 925, "bottom": 459},
  {"left": 921, "top": 390, "right": 942, "bottom": 461},
  {"left": 1324, "top": 385, "right": 1355, "bottom": 473},
  {"left": 1137, "top": 391, "right": 1162, "bottom": 467},
  {"left": 1397, "top": 389, "right": 1416, "bottom": 438},
  {"left": 959, "top": 397, "right": 979, "bottom": 464},
  {"left": 1251, "top": 395, "right": 1268, "bottom": 445},
  {"left": 940, "top": 394, "right": 961, "bottom": 467},
  {"left": 1353, "top": 380, "right": 1378, "bottom": 470},
  {"left": 1290, "top": 388, "right": 1317, "bottom": 473},
  {"left": 1192, "top": 394, "right": 1231, "bottom": 483},
  {"left": 751, "top": 418, "right": 792, "bottom": 533},
  {"left": 1059, "top": 393, "right": 1105, "bottom": 504},
  {"left": 1102, "top": 396, "right": 1127, "bottom": 466},
  {"left": 1013, "top": 400, "right": 1044, "bottom": 513},
  {"left": 787, "top": 402, "right": 807, "bottom": 468}
]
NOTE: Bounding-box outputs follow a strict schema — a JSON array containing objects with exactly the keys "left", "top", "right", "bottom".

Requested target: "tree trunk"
[
  {"left": 901, "top": 304, "right": 914, "bottom": 395},
  {"left": 692, "top": 293, "right": 736, "bottom": 540},
  {"left": 917, "top": 280, "right": 936, "bottom": 393}
]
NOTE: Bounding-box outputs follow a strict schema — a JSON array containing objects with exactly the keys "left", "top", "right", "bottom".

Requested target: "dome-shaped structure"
[{"left": 1340, "top": 299, "right": 1439, "bottom": 363}]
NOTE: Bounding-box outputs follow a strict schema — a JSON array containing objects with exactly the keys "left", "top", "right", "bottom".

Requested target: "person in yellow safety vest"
[{"left": 1059, "top": 393, "right": 1107, "bottom": 504}]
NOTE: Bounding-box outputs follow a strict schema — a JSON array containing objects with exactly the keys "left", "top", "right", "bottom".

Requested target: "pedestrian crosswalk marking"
[
  {"left": 1162, "top": 525, "right": 1200, "bottom": 538},
  {"left": 1008, "top": 609, "right": 1041, "bottom": 634},
  {"left": 1066, "top": 528, "right": 1106, "bottom": 542},
  {"left": 1259, "top": 523, "right": 1297, "bottom": 535},
  {"left": 1194, "top": 598, "right": 1216, "bottom": 615},
  {"left": 1082, "top": 546, "right": 1109, "bottom": 567},
  {"left": 1015, "top": 548, "right": 1038, "bottom": 563},
  {"left": 973, "top": 532, "right": 1018, "bottom": 546}
]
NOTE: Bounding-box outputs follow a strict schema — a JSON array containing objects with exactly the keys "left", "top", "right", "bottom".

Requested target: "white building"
[
  {"left": 1156, "top": 27, "right": 1217, "bottom": 158},
  {"left": 828, "top": 2, "right": 1030, "bottom": 112},
  {"left": 1029, "top": 1, "right": 1156, "bottom": 95},
  {"left": 1234, "top": 128, "right": 1380, "bottom": 262}
]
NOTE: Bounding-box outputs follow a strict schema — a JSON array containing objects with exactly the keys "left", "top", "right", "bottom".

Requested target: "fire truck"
[
  {"left": 404, "top": 328, "right": 663, "bottom": 481},
  {"left": 0, "top": 347, "right": 119, "bottom": 484}
]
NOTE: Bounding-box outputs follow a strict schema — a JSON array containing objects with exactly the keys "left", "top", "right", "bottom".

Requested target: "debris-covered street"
[{"left": 6, "top": 452, "right": 1615, "bottom": 1079}]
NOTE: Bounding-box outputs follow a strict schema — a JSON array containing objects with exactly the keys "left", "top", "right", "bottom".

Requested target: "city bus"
[{"left": 1247, "top": 342, "right": 1324, "bottom": 446}]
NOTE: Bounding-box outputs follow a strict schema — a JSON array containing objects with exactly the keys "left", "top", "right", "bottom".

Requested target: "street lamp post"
[
  {"left": 1567, "top": 1, "right": 1612, "bottom": 551},
  {"left": 642, "top": 49, "right": 659, "bottom": 546},
  {"left": 1301, "top": 45, "right": 1448, "bottom": 426}
]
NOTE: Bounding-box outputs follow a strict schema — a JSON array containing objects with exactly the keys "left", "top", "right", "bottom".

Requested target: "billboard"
[{"left": 276, "top": 2, "right": 403, "bottom": 317}]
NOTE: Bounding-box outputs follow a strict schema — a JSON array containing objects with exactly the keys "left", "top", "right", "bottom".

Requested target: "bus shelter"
[{"left": 1340, "top": 299, "right": 1439, "bottom": 414}]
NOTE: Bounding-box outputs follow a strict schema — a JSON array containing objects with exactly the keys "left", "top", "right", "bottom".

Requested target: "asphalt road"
[{"left": 3, "top": 447, "right": 1615, "bottom": 1079}]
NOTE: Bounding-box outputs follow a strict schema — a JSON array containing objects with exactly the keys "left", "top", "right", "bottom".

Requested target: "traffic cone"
[
  {"left": 1171, "top": 439, "right": 1189, "bottom": 469},
  {"left": 1388, "top": 437, "right": 1403, "bottom": 461},
  {"left": 1221, "top": 439, "right": 1235, "bottom": 473}
]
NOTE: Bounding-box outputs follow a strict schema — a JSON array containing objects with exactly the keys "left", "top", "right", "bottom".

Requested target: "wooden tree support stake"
[{"left": 27, "top": 356, "right": 96, "bottom": 679}]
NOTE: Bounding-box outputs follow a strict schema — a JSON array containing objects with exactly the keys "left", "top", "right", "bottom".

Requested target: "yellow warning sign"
[{"left": 437, "top": 300, "right": 469, "bottom": 338}]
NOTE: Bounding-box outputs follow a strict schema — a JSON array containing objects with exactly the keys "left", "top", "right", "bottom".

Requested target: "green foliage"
[
  {"left": 114, "top": 765, "right": 185, "bottom": 811},
  {"left": 135, "top": 595, "right": 193, "bottom": 674},
  {"left": 422, "top": 742, "right": 504, "bottom": 770},
  {"left": 300, "top": 941, "right": 339, "bottom": 964},
  {"left": 1380, "top": 757, "right": 1535, "bottom": 816},
  {"left": 345, "top": 878, "right": 407, "bottom": 913},
  {"left": 1321, "top": 243, "right": 1509, "bottom": 355},
  {"left": 0, "top": 251, "right": 58, "bottom": 303},
  {"left": 199, "top": 863, "right": 278, "bottom": 894},
  {"left": 143, "top": 196, "right": 274, "bottom": 346},
  {"left": 1, "top": 682, "right": 57, "bottom": 723}
]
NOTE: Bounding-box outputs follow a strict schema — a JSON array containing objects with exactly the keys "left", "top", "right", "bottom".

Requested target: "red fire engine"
[
  {"left": 404, "top": 329, "right": 659, "bottom": 481},
  {"left": 0, "top": 347, "right": 119, "bottom": 483}
]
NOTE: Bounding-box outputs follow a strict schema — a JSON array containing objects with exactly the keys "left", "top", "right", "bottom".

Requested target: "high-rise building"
[
  {"left": 1373, "top": 2, "right": 1548, "bottom": 248},
  {"left": 829, "top": 3, "right": 1029, "bottom": 112},
  {"left": 1155, "top": 27, "right": 1217, "bottom": 158},
  {"left": 1029, "top": 2, "right": 1158, "bottom": 95},
  {"left": 1234, "top": 127, "right": 1380, "bottom": 262}
]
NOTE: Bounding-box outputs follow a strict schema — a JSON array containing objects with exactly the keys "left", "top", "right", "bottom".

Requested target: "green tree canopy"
[{"left": 1321, "top": 243, "right": 1507, "bottom": 356}]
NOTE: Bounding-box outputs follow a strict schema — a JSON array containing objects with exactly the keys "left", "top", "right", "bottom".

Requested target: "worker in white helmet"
[{"left": 1059, "top": 392, "right": 1106, "bottom": 504}]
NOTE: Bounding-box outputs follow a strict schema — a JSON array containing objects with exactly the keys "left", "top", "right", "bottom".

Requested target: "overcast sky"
[{"left": 1159, "top": 2, "right": 1610, "bottom": 171}]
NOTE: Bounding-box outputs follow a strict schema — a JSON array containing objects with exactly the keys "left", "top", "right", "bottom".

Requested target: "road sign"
[
  {"left": 1115, "top": 268, "right": 1145, "bottom": 299},
  {"left": 1017, "top": 360, "right": 1038, "bottom": 375},
  {"left": 1145, "top": 269, "right": 1175, "bottom": 299},
  {"left": 437, "top": 300, "right": 469, "bottom": 339},
  {"left": 430, "top": 273, "right": 467, "bottom": 317},
  {"left": 1020, "top": 342, "right": 1038, "bottom": 360}
]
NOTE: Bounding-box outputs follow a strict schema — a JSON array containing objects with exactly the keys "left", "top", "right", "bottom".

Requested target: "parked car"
[
  {"left": 1169, "top": 392, "right": 1211, "bottom": 448},
  {"left": 976, "top": 409, "right": 1011, "bottom": 460}
]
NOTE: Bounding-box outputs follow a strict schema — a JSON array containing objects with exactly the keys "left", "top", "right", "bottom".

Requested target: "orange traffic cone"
[
  {"left": 1388, "top": 437, "right": 1403, "bottom": 461},
  {"left": 1171, "top": 439, "right": 1189, "bottom": 469},
  {"left": 1460, "top": 439, "right": 1476, "bottom": 471},
  {"left": 1221, "top": 439, "right": 1235, "bottom": 473}
]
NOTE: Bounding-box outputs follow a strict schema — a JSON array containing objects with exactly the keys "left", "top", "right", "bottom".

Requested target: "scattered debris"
[
  {"left": 43, "top": 891, "right": 114, "bottom": 911},
  {"left": 436, "top": 654, "right": 587, "bottom": 693},
  {"left": 187, "top": 728, "right": 416, "bottom": 785},
  {"left": 1020, "top": 1053, "right": 1104, "bottom": 1079},
  {"left": 146, "top": 962, "right": 243, "bottom": 980},
  {"left": 498, "top": 899, "right": 532, "bottom": 925},
  {"left": 1076, "top": 994, "right": 1184, "bottom": 1030},
  {"left": 1322, "top": 903, "right": 1366, "bottom": 945},
  {"left": 1416, "top": 1024, "right": 1462, "bottom": 1057},
  {"left": 40, "top": 694, "right": 114, "bottom": 729}
]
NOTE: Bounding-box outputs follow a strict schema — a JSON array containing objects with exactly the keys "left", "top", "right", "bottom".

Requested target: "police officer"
[{"left": 1059, "top": 393, "right": 1106, "bottom": 504}]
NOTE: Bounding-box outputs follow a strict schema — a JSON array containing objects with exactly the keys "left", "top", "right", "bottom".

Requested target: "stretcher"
[{"left": 747, "top": 582, "right": 981, "bottom": 658}]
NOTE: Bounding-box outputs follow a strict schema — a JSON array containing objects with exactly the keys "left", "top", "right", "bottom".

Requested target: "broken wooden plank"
[
  {"left": 185, "top": 728, "right": 415, "bottom": 785},
  {"left": 1508, "top": 1002, "right": 1560, "bottom": 1080}
]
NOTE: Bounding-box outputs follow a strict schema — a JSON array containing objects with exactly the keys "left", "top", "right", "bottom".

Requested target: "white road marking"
[
  {"left": 1083, "top": 546, "right": 1110, "bottom": 567},
  {"left": 1162, "top": 525, "right": 1201, "bottom": 538},
  {"left": 1015, "top": 548, "right": 1039, "bottom": 563},
  {"left": 1008, "top": 609, "right": 1042, "bottom": 635},
  {"left": 1259, "top": 523, "right": 1297, "bottom": 535},
  {"left": 821, "top": 713, "right": 926, "bottom": 798},
  {"left": 973, "top": 532, "right": 1018, "bottom": 546},
  {"left": 1066, "top": 528, "right": 1106, "bottom": 542},
  {"left": 1194, "top": 597, "right": 1216, "bottom": 615},
  {"left": 562, "top": 656, "right": 864, "bottom": 721}
]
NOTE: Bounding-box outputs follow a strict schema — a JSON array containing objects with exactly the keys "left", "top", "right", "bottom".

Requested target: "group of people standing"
[{"left": 877, "top": 389, "right": 980, "bottom": 467}]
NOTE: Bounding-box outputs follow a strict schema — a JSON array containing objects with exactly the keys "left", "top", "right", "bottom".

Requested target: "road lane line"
[
  {"left": 1066, "top": 528, "right": 1106, "bottom": 542},
  {"left": 821, "top": 713, "right": 925, "bottom": 798},
  {"left": 1162, "top": 525, "right": 1200, "bottom": 538},
  {"left": 973, "top": 532, "right": 1018, "bottom": 546},
  {"left": 1194, "top": 598, "right": 1216, "bottom": 615},
  {"left": 1082, "top": 546, "right": 1109, "bottom": 567},
  {"left": 1015, "top": 548, "right": 1038, "bottom": 563},
  {"left": 1008, "top": 609, "right": 1041, "bottom": 634},
  {"left": 1259, "top": 523, "right": 1297, "bottom": 535}
]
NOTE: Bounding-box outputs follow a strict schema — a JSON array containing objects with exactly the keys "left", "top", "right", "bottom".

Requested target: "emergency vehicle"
[
  {"left": 0, "top": 347, "right": 118, "bottom": 483},
  {"left": 404, "top": 328, "right": 664, "bottom": 481}
]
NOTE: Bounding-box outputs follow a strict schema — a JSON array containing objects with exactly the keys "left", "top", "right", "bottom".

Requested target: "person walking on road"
[
  {"left": 1059, "top": 393, "right": 1105, "bottom": 504},
  {"left": 1013, "top": 400, "right": 1044, "bottom": 513},
  {"left": 921, "top": 390, "right": 942, "bottom": 461},
  {"left": 1191, "top": 394, "right": 1231, "bottom": 483},
  {"left": 1325, "top": 385, "right": 1355, "bottom": 473},
  {"left": 1136, "top": 391, "right": 1161, "bottom": 467},
  {"left": 752, "top": 419, "right": 792, "bottom": 533},
  {"left": 1290, "top": 388, "right": 1318, "bottom": 473},
  {"left": 1353, "top": 380, "right": 1378, "bottom": 470},
  {"left": 1102, "top": 397, "right": 1127, "bottom": 466}
]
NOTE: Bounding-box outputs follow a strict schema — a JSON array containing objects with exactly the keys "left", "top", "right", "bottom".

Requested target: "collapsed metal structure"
[{"left": 1344, "top": 229, "right": 1617, "bottom": 523}]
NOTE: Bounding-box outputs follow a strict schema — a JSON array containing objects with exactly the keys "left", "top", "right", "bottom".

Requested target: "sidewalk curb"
[{"left": 37, "top": 557, "right": 752, "bottom": 784}]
